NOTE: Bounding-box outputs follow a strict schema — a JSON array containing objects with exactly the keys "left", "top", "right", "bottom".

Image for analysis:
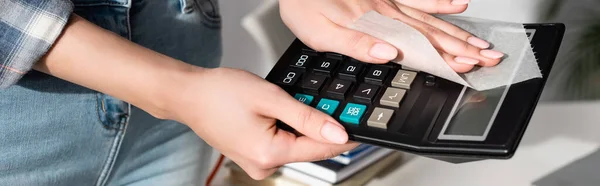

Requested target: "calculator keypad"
[
  {"left": 282, "top": 49, "right": 421, "bottom": 130},
  {"left": 367, "top": 107, "right": 394, "bottom": 129},
  {"left": 340, "top": 103, "right": 367, "bottom": 125},
  {"left": 391, "top": 70, "right": 417, "bottom": 89},
  {"left": 278, "top": 69, "right": 302, "bottom": 86},
  {"left": 364, "top": 66, "right": 390, "bottom": 85},
  {"left": 291, "top": 54, "right": 314, "bottom": 69},
  {"left": 380, "top": 87, "right": 406, "bottom": 108},
  {"left": 301, "top": 74, "right": 327, "bottom": 93},
  {"left": 316, "top": 98, "right": 340, "bottom": 116},
  {"left": 327, "top": 79, "right": 352, "bottom": 99},
  {"left": 339, "top": 61, "right": 364, "bottom": 81},
  {"left": 353, "top": 83, "right": 379, "bottom": 103},
  {"left": 401, "top": 65, "right": 420, "bottom": 72},
  {"left": 313, "top": 59, "right": 339, "bottom": 75},
  {"left": 325, "top": 52, "right": 344, "bottom": 60},
  {"left": 294, "top": 93, "right": 314, "bottom": 105}
]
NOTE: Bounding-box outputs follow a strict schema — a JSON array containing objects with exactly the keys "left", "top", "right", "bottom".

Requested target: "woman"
[{"left": 0, "top": 0, "right": 503, "bottom": 185}]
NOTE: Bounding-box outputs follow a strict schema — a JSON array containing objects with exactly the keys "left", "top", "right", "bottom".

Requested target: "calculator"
[{"left": 265, "top": 24, "right": 565, "bottom": 163}]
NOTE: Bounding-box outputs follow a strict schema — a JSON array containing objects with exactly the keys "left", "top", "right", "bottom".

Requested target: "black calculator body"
[{"left": 265, "top": 24, "right": 565, "bottom": 163}]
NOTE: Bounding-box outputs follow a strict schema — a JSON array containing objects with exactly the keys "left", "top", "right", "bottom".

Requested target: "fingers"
[
  {"left": 238, "top": 131, "right": 359, "bottom": 180},
  {"left": 377, "top": 5, "right": 503, "bottom": 67},
  {"left": 286, "top": 136, "right": 360, "bottom": 163},
  {"left": 236, "top": 160, "right": 279, "bottom": 180},
  {"left": 396, "top": 4, "right": 505, "bottom": 67},
  {"left": 280, "top": 0, "right": 397, "bottom": 64},
  {"left": 396, "top": 5, "right": 476, "bottom": 44},
  {"left": 308, "top": 21, "right": 398, "bottom": 64},
  {"left": 394, "top": 0, "right": 469, "bottom": 14},
  {"left": 425, "top": 29, "right": 502, "bottom": 66},
  {"left": 440, "top": 52, "right": 474, "bottom": 73},
  {"left": 259, "top": 86, "right": 349, "bottom": 144}
]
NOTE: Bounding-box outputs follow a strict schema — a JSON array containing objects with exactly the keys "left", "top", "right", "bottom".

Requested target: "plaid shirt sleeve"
[{"left": 0, "top": 0, "right": 73, "bottom": 88}]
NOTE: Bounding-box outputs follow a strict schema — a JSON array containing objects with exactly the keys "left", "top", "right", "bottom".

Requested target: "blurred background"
[{"left": 212, "top": 0, "right": 600, "bottom": 185}]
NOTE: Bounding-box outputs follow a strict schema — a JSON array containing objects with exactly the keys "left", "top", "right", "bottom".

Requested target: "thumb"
[
  {"left": 306, "top": 23, "right": 399, "bottom": 64},
  {"left": 259, "top": 89, "right": 349, "bottom": 144},
  {"left": 284, "top": 136, "right": 360, "bottom": 163}
]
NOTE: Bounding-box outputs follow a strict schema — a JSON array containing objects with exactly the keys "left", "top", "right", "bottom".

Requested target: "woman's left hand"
[{"left": 279, "top": 0, "right": 504, "bottom": 73}]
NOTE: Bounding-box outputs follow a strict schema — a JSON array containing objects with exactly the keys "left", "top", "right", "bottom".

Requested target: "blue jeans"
[{"left": 0, "top": 0, "right": 221, "bottom": 185}]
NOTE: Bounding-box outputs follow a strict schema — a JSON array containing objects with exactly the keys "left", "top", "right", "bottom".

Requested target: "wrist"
[
  {"left": 32, "top": 14, "right": 209, "bottom": 122},
  {"left": 143, "top": 60, "right": 207, "bottom": 121}
]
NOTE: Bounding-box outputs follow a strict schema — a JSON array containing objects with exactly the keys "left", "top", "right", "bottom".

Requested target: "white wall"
[
  {"left": 218, "top": 0, "right": 270, "bottom": 77},
  {"left": 458, "top": 0, "right": 543, "bottom": 22}
]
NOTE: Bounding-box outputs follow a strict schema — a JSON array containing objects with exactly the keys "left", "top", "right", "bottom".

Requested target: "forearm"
[{"left": 34, "top": 14, "right": 199, "bottom": 119}]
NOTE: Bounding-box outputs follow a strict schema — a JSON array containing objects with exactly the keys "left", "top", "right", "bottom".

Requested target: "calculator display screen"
[
  {"left": 437, "top": 29, "right": 537, "bottom": 142},
  {"left": 437, "top": 86, "right": 507, "bottom": 141}
]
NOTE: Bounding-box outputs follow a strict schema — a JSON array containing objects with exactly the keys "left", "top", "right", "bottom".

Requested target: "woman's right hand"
[
  {"left": 164, "top": 67, "right": 359, "bottom": 180},
  {"left": 34, "top": 15, "right": 357, "bottom": 181}
]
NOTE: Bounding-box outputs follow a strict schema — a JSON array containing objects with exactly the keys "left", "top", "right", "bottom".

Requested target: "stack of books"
[{"left": 226, "top": 144, "right": 401, "bottom": 186}]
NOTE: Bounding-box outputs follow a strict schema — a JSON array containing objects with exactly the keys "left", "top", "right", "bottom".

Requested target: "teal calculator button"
[
  {"left": 316, "top": 98, "right": 340, "bottom": 115},
  {"left": 294, "top": 93, "right": 314, "bottom": 105},
  {"left": 339, "top": 103, "right": 367, "bottom": 125}
]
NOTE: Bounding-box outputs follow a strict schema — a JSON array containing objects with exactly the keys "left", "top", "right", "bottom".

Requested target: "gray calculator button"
[
  {"left": 367, "top": 107, "right": 394, "bottom": 129},
  {"left": 391, "top": 70, "right": 417, "bottom": 89},
  {"left": 401, "top": 65, "right": 420, "bottom": 72},
  {"left": 380, "top": 87, "right": 406, "bottom": 108}
]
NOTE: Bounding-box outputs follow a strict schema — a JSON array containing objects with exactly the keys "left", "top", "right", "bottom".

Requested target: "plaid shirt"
[{"left": 0, "top": 0, "right": 73, "bottom": 88}]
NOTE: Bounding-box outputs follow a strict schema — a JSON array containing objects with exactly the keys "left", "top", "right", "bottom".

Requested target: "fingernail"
[
  {"left": 480, "top": 50, "right": 505, "bottom": 59},
  {"left": 454, "top": 56, "right": 479, "bottom": 65},
  {"left": 451, "top": 0, "right": 470, "bottom": 5},
  {"left": 369, "top": 43, "right": 398, "bottom": 60},
  {"left": 321, "top": 122, "right": 348, "bottom": 144},
  {"left": 467, "top": 37, "right": 490, "bottom": 49}
]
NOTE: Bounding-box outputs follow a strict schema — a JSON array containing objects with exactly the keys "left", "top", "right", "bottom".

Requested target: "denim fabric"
[{"left": 0, "top": 0, "right": 221, "bottom": 185}]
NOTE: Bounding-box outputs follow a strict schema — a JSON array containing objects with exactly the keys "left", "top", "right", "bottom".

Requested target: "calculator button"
[
  {"left": 325, "top": 52, "right": 344, "bottom": 60},
  {"left": 290, "top": 54, "right": 314, "bottom": 69},
  {"left": 425, "top": 75, "right": 436, "bottom": 87},
  {"left": 316, "top": 98, "right": 340, "bottom": 115},
  {"left": 350, "top": 58, "right": 364, "bottom": 63},
  {"left": 380, "top": 87, "right": 406, "bottom": 108},
  {"left": 294, "top": 93, "right": 314, "bottom": 105},
  {"left": 401, "top": 65, "right": 420, "bottom": 72},
  {"left": 313, "top": 59, "right": 339, "bottom": 75},
  {"left": 302, "top": 47, "right": 318, "bottom": 55},
  {"left": 301, "top": 74, "right": 327, "bottom": 93},
  {"left": 353, "top": 83, "right": 379, "bottom": 103},
  {"left": 391, "top": 70, "right": 417, "bottom": 89},
  {"left": 364, "top": 66, "right": 390, "bottom": 85},
  {"left": 327, "top": 79, "right": 352, "bottom": 99},
  {"left": 367, "top": 107, "right": 394, "bottom": 129},
  {"left": 338, "top": 61, "right": 364, "bottom": 81},
  {"left": 278, "top": 69, "right": 303, "bottom": 86},
  {"left": 339, "top": 103, "right": 367, "bottom": 125}
]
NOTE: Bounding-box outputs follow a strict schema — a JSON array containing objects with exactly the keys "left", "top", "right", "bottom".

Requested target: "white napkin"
[{"left": 349, "top": 11, "right": 540, "bottom": 91}]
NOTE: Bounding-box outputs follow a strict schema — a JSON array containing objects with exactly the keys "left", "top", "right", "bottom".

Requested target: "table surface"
[{"left": 212, "top": 101, "right": 600, "bottom": 186}]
